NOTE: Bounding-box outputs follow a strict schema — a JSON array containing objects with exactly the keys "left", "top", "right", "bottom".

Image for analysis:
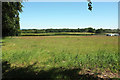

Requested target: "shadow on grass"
[
  {"left": 0, "top": 41, "right": 5, "bottom": 47},
  {"left": 2, "top": 61, "right": 119, "bottom": 80},
  {"left": 0, "top": 41, "right": 4, "bottom": 44}
]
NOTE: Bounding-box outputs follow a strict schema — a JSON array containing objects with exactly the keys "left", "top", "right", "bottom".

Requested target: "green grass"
[{"left": 2, "top": 36, "right": 119, "bottom": 79}]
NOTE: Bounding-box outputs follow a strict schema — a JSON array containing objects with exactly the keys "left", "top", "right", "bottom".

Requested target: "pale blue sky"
[{"left": 20, "top": 2, "right": 118, "bottom": 29}]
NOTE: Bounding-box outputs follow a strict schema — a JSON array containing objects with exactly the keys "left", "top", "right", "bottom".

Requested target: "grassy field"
[
  {"left": 2, "top": 36, "right": 119, "bottom": 79},
  {"left": 21, "top": 32, "right": 95, "bottom": 36}
]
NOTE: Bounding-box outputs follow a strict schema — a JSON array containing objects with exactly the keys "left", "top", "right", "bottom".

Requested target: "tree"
[
  {"left": 84, "top": 27, "right": 95, "bottom": 33},
  {"left": 87, "top": 27, "right": 95, "bottom": 33},
  {"left": 95, "top": 28, "right": 104, "bottom": 34},
  {"left": 2, "top": 2, "right": 23, "bottom": 37}
]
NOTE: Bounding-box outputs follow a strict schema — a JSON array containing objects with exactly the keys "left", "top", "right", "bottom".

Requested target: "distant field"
[
  {"left": 21, "top": 32, "right": 95, "bottom": 36},
  {"left": 2, "top": 36, "right": 119, "bottom": 79}
]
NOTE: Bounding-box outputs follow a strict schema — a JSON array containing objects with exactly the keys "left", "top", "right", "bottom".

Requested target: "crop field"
[
  {"left": 21, "top": 32, "right": 95, "bottom": 36},
  {"left": 2, "top": 36, "right": 119, "bottom": 79}
]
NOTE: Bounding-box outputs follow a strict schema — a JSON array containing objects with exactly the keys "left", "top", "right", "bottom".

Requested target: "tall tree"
[{"left": 2, "top": 2, "right": 23, "bottom": 37}]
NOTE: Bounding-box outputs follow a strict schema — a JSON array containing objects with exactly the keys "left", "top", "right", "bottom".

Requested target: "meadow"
[{"left": 2, "top": 35, "right": 119, "bottom": 79}]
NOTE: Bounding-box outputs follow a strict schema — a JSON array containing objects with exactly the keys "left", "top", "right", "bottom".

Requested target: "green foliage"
[
  {"left": 95, "top": 28, "right": 104, "bottom": 34},
  {"left": 21, "top": 28, "right": 118, "bottom": 34},
  {"left": 88, "top": 1, "right": 92, "bottom": 11},
  {"left": 85, "top": 27, "right": 95, "bottom": 33},
  {"left": 88, "top": 0, "right": 92, "bottom": 11},
  {"left": 2, "top": 2, "right": 23, "bottom": 37}
]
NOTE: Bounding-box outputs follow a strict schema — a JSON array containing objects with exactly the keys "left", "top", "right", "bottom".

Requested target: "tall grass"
[{"left": 2, "top": 36, "right": 118, "bottom": 73}]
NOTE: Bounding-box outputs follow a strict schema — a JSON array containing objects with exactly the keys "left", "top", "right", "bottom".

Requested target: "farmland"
[
  {"left": 2, "top": 36, "right": 119, "bottom": 79},
  {"left": 21, "top": 32, "right": 95, "bottom": 36}
]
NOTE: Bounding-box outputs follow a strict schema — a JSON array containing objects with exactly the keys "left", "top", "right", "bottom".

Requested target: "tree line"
[{"left": 21, "top": 28, "right": 119, "bottom": 34}]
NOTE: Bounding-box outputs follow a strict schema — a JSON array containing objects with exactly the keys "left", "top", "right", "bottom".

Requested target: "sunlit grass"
[{"left": 2, "top": 36, "right": 118, "bottom": 73}]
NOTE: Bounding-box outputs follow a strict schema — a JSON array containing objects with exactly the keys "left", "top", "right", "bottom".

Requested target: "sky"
[
  {"left": 2, "top": 0, "right": 120, "bottom": 2},
  {"left": 20, "top": 2, "right": 118, "bottom": 29},
  {"left": 23, "top": 0, "right": 120, "bottom": 2}
]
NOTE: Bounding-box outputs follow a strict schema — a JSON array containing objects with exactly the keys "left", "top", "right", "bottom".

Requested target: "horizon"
[{"left": 20, "top": 2, "right": 118, "bottom": 29}]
